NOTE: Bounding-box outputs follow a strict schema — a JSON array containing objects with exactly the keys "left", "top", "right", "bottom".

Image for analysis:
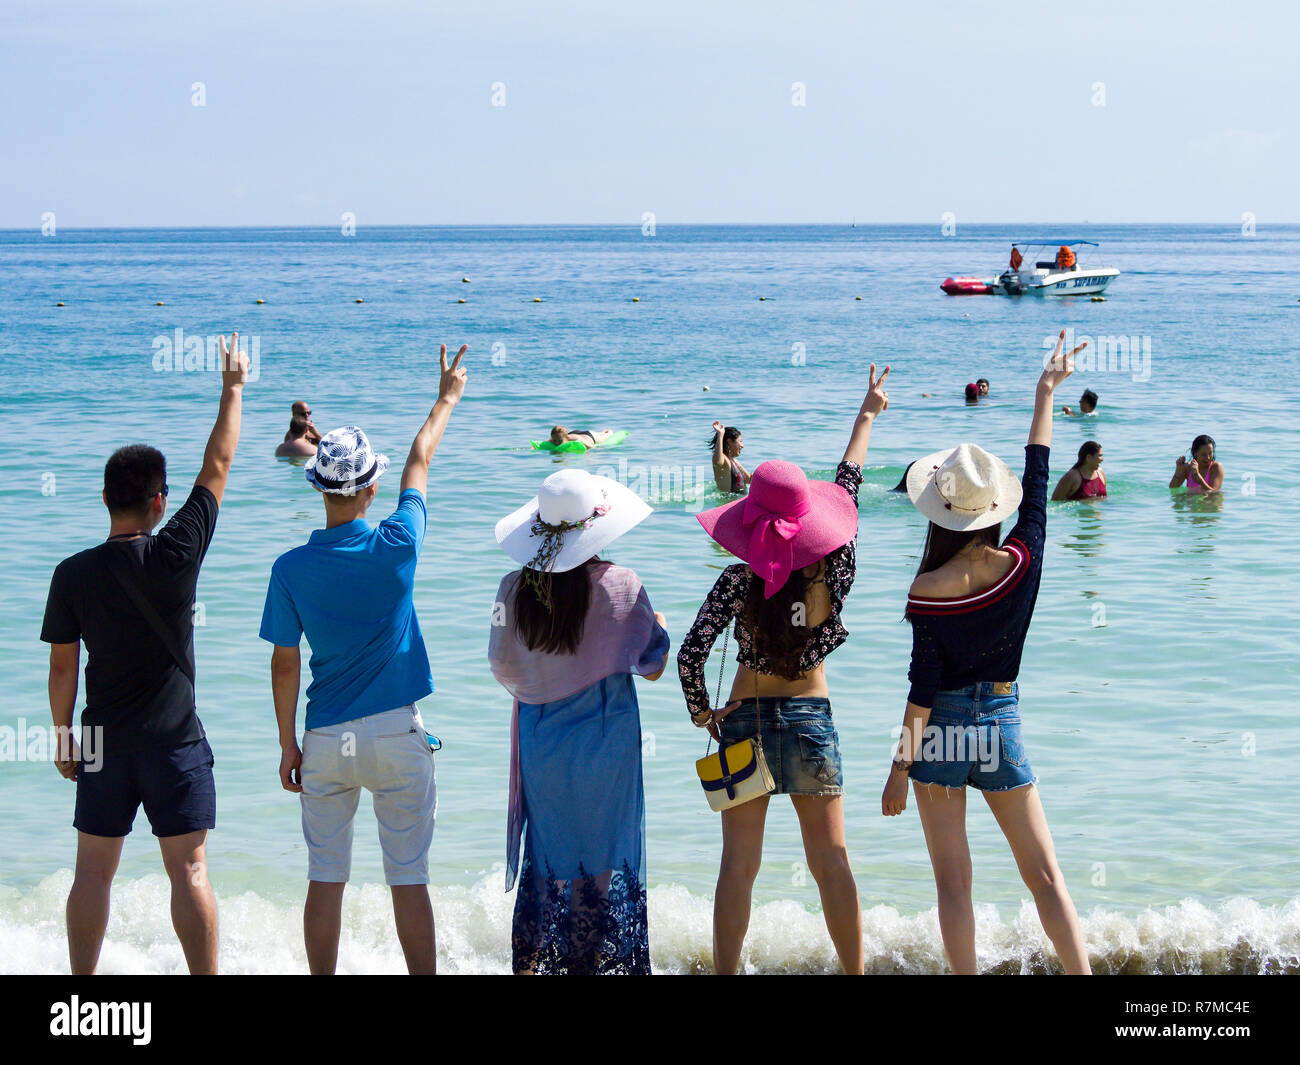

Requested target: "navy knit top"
[{"left": 905, "top": 444, "right": 1049, "bottom": 708}]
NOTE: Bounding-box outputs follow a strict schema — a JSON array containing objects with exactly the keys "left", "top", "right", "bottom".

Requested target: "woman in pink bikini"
[
  {"left": 1170, "top": 434, "right": 1223, "bottom": 494},
  {"left": 1051, "top": 442, "right": 1107, "bottom": 500}
]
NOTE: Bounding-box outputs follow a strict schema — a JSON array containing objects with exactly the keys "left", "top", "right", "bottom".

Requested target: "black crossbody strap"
[{"left": 102, "top": 545, "right": 197, "bottom": 689}]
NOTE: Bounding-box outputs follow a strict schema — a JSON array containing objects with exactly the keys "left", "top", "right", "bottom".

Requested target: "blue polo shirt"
[{"left": 260, "top": 488, "right": 434, "bottom": 730}]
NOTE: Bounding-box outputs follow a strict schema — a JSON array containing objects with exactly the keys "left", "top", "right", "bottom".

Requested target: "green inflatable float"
[{"left": 530, "top": 429, "right": 630, "bottom": 454}]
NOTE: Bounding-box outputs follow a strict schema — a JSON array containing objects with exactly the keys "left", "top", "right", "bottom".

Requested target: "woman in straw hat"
[
  {"left": 882, "top": 329, "right": 1092, "bottom": 975},
  {"left": 488, "top": 468, "right": 670, "bottom": 974},
  {"left": 678, "top": 364, "right": 892, "bottom": 975}
]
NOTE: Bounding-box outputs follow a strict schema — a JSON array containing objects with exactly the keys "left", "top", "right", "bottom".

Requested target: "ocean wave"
[{"left": 2, "top": 872, "right": 1296, "bottom": 975}]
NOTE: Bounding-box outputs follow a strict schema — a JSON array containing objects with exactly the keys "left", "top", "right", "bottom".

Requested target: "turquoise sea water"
[{"left": 1, "top": 224, "right": 1298, "bottom": 973}]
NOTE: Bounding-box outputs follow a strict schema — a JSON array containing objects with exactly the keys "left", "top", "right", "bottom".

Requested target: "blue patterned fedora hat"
[{"left": 305, "top": 426, "right": 390, "bottom": 495}]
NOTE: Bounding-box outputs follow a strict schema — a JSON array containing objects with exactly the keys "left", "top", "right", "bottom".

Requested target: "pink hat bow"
[{"left": 742, "top": 491, "right": 810, "bottom": 598}]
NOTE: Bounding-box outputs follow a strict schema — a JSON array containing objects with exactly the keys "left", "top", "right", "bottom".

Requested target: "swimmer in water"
[
  {"left": 964, "top": 383, "right": 980, "bottom": 403},
  {"left": 289, "top": 400, "right": 321, "bottom": 445},
  {"left": 1061, "top": 389, "right": 1098, "bottom": 417},
  {"left": 1052, "top": 441, "right": 1107, "bottom": 500},
  {"left": 891, "top": 461, "right": 917, "bottom": 492},
  {"left": 550, "top": 425, "right": 615, "bottom": 448},
  {"left": 1170, "top": 434, "right": 1223, "bottom": 494},
  {"left": 276, "top": 414, "right": 318, "bottom": 458},
  {"left": 709, "top": 421, "right": 750, "bottom": 493},
  {"left": 976, "top": 378, "right": 990, "bottom": 397}
]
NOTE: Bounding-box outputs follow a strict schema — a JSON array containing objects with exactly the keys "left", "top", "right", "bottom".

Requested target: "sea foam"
[{"left": 2, "top": 872, "right": 1296, "bottom": 975}]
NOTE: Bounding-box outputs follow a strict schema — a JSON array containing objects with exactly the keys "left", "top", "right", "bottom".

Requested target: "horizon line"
[{"left": 2, "top": 220, "right": 1293, "bottom": 233}]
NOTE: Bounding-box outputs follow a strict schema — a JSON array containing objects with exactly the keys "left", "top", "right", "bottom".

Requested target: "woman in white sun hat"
[
  {"left": 882, "top": 329, "right": 1093, "bottom": 976},
  {"left": 488, "top": 468, "right": 670, "bottom": 975}
]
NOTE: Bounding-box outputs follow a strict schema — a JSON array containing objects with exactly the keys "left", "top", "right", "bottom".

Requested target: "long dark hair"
[
  {"left": 905, "top": 522, "right": 1000, "bottom": 620},
  {"left": 1190, "top": 433, "right": 1215, "bottom": 459},
  {"left": 511, "top": 557, "right": 599, "bottom": 655},
  {"left": 707, "top": 426, "right": 742, "bottom": 457},
  {"left": 740, "top": 564, "right": 818, "bottom": 680},
  {"left": 1071, "top": 440, "right": 1101, "bottom": 471}
]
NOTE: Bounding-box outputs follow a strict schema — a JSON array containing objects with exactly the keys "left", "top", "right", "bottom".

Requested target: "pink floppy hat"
[{"left": 696, "top": 460, "right": 858, "bottom": 598}]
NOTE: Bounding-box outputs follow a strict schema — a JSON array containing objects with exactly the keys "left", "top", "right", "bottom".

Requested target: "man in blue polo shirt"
[{"left": 261, "top": 343, "right": 467, "bottom": 975}]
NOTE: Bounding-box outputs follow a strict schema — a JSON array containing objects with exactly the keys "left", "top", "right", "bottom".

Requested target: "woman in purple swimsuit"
[{"left": 1051, "top": 441, "right": 1107, "bottom": 500}]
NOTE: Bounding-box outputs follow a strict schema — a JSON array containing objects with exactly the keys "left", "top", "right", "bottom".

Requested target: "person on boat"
[
  {"left": 1052, "top": 441, "right": 1107, "bottom": 500},
  {"left": 1170, "top": 434, "right": 1223, "bottom": 494},
  {"left": 1009, "top": 247, "right": 1023, "bottom": 271},
  {"left": 276, "top": 415, "right": 318, "bottom": 458},
  {"left": 1055, "top": 245, "right": 1077, "bottom": 271},
  {"left": 881, "top": 329, "right": 1092, "bottom": 976},
  {"left": 1061, "top": 389, "right": 1098, "bottom": 416},
  {"left": 709, "top": 421, "right": 750, "bottom": 494},
  {"left": 964, "top": 383, "right": 980, "bottom": 403},
  {"left": 976, "top": 379, "right": 990, "bottom": 397},
  {"left": 678, "top": 364, "right": 891, "bottom": 976},
  {"left": 550, "top": 426, "right": 614, "bottom": 448},
  {"left": 488, "top": 468, "right": 670, "bottom": 974}
]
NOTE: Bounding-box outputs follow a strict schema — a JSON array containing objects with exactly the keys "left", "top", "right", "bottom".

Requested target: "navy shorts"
[{"left": 74, "top": 737, "right": 217, "bottom": 838}]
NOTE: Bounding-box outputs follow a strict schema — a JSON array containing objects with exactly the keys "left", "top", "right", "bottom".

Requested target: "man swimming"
[
  {"left": 276, "top": 415, "right": 318, "bottom": 458},
  {"left": 1061, "top": 389, "right": 1098, "bottom": 416}
]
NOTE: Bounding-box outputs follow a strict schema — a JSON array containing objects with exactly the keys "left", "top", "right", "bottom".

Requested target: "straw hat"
[
  {"left": 905, "top": 443, "right": 1021, "bottom": 531},
  {"left": 496, "top": 468, "right": 651, "bottom": 574},
  {"left": 696, "top": 460, "right": 858, "bottom": 598}
]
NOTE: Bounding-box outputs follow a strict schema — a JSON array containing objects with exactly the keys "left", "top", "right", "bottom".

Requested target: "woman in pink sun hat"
[{"left": 677, "top": 363, "right": 891, "bottom": 975}]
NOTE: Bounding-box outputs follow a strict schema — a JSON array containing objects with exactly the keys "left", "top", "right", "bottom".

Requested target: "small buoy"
[
  {"left": 1090, "top": 296, "right": 1106, "bottom": 302},
  {"left": 462, "top": 277, "right": 471, "bottom": 283},
  {"left": 55, "top": 301, "right": 65, "bottom": 307},
  {"left": 702, "top": 385, "right": 710, "bottom": 392},
  {"left": 255, "top": 298, "right": 265, "bottom": 304},
  {"left": 631, "top": 297, "right": 640, "bottom": 302},
  {"left": 758, "top": 296, "right": 768, "bottom": 301},
  {"left": 533, "top": 297, "right": 543, "bottom": 303},
  {"left": 155, "top": 301, "right": 164, "bottom": 306},
  {"left": 854, "top": 296, "right": 863, "bottom": 301},
  {"left": 355, "top": 298, "right": 364, "bottom": 303},
  {"left": 457, "top": 298, "right": 466, "bottom": 304}
]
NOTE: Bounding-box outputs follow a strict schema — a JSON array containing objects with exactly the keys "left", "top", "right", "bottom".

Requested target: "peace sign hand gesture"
[
  {"left": 438, "top": 343, "right": 468, "bottom": 405},
  {"left": 1039, "top": 329, "right": 1086, "bottom": 393},
  {"left": 861, "top": 363, "right": 891, "bottom": 419}
]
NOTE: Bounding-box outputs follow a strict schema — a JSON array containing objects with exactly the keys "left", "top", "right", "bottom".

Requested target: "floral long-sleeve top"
[{"left": 676, "top": 461, "right": 863, "bottom": 718}]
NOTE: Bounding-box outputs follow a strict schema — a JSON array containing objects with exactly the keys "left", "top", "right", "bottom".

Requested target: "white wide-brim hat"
[
  {"left": 496, "top": 468, "right": 652, "bottom": 572},
  {"left": 906, "top": 442, "right": 1022, "bottom": 531},
  {"left": 305, "top": 425, "right": 390, "bottom": 495}
]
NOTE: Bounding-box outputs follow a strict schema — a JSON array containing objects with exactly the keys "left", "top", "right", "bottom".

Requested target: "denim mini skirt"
[{"left": 717, "top": 696, "right": 843, "bottom": 796}]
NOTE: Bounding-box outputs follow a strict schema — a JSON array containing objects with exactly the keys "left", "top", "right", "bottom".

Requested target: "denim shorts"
[
  {"left": 717, "top": 697, "right": 842, "bottom": 796},
  {"left": 908, "top": 683, "right": 1038, "bottom": 793},
  {"left": 74, "top": 736, "right": 216, "bottom": 838}
]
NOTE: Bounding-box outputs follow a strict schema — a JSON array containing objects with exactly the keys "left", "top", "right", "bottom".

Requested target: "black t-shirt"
[{"left": 41, "top": 484, "right": 220, "bottom": 754}]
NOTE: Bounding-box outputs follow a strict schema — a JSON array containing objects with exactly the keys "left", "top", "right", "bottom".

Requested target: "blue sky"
[{"left": 0, "top": 0, "right": 1294, "bottom": 226}]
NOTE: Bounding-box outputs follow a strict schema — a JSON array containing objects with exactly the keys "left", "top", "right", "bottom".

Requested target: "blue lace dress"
[{"left": 489, "top": 563, "right": 670, "bottom": 975}]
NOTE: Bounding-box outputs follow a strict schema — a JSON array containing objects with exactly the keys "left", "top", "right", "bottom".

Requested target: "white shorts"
[{"left": 299, "top": 704, "right": 437, "bottom": 886}]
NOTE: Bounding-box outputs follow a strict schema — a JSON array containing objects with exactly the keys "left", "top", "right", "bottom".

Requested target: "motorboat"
[
  {"left": 940, "top": 241, "right": 1120, "bottom": 296},
  {"left": 996, "top": 240, "right": 1119, "bottom": 296}
]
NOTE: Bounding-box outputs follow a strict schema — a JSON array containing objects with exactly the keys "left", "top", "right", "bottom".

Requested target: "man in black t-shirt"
[{"left": 40, "top": 333, "right": 250, "bottom": 975}]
